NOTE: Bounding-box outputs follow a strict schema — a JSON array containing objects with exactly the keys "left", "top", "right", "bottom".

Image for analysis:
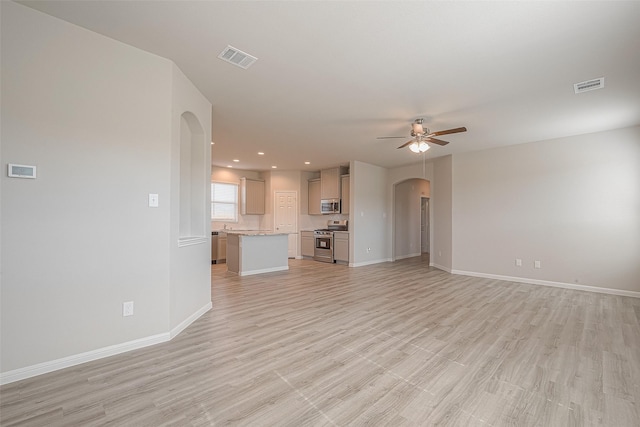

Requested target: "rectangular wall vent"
[
  {"left": 218, "top": 45, "right": 257, "bottom": 69},
  {"left": 8, "top": 163, "right": 36, "bottom": 178},
  {"left": 574, "top": 77, "right": 604, "bottom": 94}
]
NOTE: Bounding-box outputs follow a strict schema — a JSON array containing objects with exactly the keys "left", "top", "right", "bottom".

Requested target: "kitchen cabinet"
[
  {"left": 241, "top": 177, "right": 265, "bottom": 215},
  {"left": 321, "top": 167, "right": 348, "bottom": 200},
  {"left": 301, "top": 231, "right": 314, "bottom": 257},
  {"left": 333, "top": 231, "right": 349, "bottom": 264},
  {"left": 308, "top": 178, "right": 321, "bottom": 215},
  {"left": 341, "top": 174, "right": 350, "bottom": 215}
]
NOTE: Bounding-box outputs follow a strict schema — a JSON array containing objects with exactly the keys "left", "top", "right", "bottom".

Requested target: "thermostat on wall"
[{"left": 8, "top": 164, "right": 37, "bottom": 179}]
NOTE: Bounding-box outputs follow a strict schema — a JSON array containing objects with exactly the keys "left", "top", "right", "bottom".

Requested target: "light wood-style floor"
[{"left": 2, "top": 256, "right": 639, "bottom": 426}]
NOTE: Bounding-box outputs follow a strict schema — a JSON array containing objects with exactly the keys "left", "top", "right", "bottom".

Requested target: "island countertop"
[
  {"left": 224, "top": 230, "right": 288, "bottom": 236},
  {"left": 226, "top": 232, "right": 289, "bottom": 276}
]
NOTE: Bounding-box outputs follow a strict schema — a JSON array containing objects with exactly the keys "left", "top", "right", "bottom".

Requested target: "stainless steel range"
[{"left": 313, "top": 220, "right": 348, "bottom": 263}]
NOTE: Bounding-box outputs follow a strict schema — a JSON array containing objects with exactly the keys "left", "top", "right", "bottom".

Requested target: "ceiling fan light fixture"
[
  {"left": 409, "top": 141, "right": 430, "bottom": 153},
  {"left": 412, "top": 122, "right": 423, "bottom": 135}
]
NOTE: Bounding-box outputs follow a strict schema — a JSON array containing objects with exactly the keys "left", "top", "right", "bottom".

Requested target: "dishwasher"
[
  {"left": 211, "top": 231, "right": 227, "bottom": 264},
  {"left": 211, "top": 232, "right": 218, "bottom": 264}
]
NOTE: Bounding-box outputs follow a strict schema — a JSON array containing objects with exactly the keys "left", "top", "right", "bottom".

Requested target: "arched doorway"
[{"left": 393, "top": 178, "right": 430, "bottom": 262}]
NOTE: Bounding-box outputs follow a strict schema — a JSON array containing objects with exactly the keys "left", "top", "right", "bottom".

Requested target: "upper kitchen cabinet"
[
  {"left": 341, "top": 174, "right": 350, "bottom": 215},
  {"left": 240, "top": 177, "right": 265, "bottom": 215},
  {"left": 320, "top": 167, "right": 347, "bottom": 200},
  {"left": 308, "top": 178, "right": 321, "bottom": 215}
]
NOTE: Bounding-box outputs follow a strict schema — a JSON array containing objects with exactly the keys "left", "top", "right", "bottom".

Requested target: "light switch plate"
[{"left": 148, "top": 193, "right": 159, "bottom": 207}]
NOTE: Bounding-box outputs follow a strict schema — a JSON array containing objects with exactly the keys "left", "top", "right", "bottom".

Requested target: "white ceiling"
[{"left": 19, "top": 1, "right": 640, "bottom": 172}]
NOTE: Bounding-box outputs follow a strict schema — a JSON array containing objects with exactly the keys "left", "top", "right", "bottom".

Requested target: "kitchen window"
[{"left": 211, "top": 182, "right": 238, "bottom": 222}]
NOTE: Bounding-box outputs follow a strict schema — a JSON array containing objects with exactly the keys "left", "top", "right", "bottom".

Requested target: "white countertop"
[{"left": 225, "top": 230, "right": 288, "bottom": 236}]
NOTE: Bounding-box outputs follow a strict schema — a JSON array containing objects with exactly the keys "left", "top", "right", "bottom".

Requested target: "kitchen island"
[{"left": 225, "top": 231, "right": 289, "bottom": 276}]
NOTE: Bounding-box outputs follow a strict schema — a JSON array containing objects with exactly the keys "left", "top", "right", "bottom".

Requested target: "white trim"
[
  {"left": 351, "top": 258, "right": 392, "bottom": 267},
  {"left": 395, "top": 252, "right": 421, "bottom": 261},
  {"left": 1, "top": 333, "right": 169, "bottom": 385},
  {"left": 170, "top": 302, "right": 212, "bottom": 339},
  {"left": 239, "top": 266, "right": 289, "bottom": 276},
  {"left": 429, "top": 263, "right": 452, "bottom": 273},
  {"left": 1, "top": 302, "right": 213, "bottom": 385},
  {"left": 177, "top": 236, "right": 208, "bottom": 247},
  {"left": 451, "top": 269, "right": 640, "bottom": 299}
]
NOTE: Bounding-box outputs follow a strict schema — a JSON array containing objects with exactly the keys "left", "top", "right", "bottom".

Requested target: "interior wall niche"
[{"left": 179, "top": 111, "right": 206, "bottom": 239}]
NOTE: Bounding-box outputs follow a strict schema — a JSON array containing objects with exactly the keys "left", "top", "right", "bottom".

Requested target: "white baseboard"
[
  {"left": 239, "top": 266, "right": 289, "bottom": 276},
  {"left": 451, "top": 269, "right": 640, "bottom": 298},
  {"left": 351, "top": 258, "right": 392, "bottom": 267},
  {"left": 395, "top": 252, "right": 421, "bottom": 261},
  {"left": 429, "top": 263, "right": 452, "bottom": 273},
  {"left": 170, "top": 302, "right": 212, "bottom": 339},
  {"left": 0, "top": 333, "right": 169, "bottom": 386},
  {"left": 1, "top": 302, "right": 212, "bottom": 386}
]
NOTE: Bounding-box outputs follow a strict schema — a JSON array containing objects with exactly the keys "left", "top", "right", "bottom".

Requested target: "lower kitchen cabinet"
[
  {"left": 301, "top": 231, "right": 314, "bottom": 258},
  {"left": 333, "top": 231, "right": 349, "bottom": 264}
]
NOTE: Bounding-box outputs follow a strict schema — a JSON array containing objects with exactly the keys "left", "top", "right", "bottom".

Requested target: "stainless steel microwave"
[{"left": 320, "top": 199, "right": 341, "bottom": 214}]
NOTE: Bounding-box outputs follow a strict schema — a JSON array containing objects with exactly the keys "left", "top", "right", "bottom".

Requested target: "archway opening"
[{"left": 393, "top": 178, "right": 430, "bottom": 262}]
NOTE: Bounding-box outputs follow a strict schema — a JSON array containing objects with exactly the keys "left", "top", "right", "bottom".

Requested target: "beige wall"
[
  {"left": 451, "top": 126, "right": 640, "bottom": 293},
  {"left": 1, "top": 2, "right": 211, "bottom": 381},
  {"left": 432, "top": 156, "right": 454, "bottom": 271},
  {"left": 169, "top": 64, "right": 213, "bottom": 332},
  {"left": 351, "top": 161, "right": 389, "bottom": 265}
]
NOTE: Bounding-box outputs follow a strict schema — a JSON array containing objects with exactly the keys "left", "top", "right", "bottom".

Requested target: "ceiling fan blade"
[
  {"left": 397, "top": 140, "right": 414, "bottom": 149},
  {"left": 426, "top": 137, "right": 449, "bottom": 146},
  {"left": 426, "top": 126, "right": 467, "bottom": 137},
  {"left": 377, "top": 136, "right": 407, "bottom": 139}
]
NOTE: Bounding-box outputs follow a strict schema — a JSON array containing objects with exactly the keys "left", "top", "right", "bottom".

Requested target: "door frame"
[{"left": 274, "top": 190, "right": 298, "bottom": 258}]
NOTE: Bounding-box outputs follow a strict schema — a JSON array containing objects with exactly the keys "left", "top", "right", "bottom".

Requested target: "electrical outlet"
[
  {"left": 515, "top": 258, "right": 522, "bottom": 267},
  {"left": 123, "top": 301, "right": 134, "bottom": 317},
  {"left": 534, "top": 260, "right": 541, "bottom": 269}
]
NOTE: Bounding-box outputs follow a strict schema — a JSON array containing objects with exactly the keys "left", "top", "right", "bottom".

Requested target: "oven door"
[{"left": 313, "top": 235, "right": 334, "bottom": 263}]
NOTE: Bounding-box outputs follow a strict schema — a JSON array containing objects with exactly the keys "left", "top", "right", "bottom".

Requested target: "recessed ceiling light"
[
  {"left": 211, "top": 142, "right": 215, "bottom": 145},
  {"left": 271, "top": 166, "right": 277, "bottom": 169},
  {"left": 227, "top": 165, "right": 233, "bottom": 168},
  {"left": 258, "top": 152, "right": 265, "bottom": 155},
  {"left": 233, "top": 159, "right": 240, "bottom": 162},
  {"left": 304, "top": 161, "right": 310, "bottom": 165}
]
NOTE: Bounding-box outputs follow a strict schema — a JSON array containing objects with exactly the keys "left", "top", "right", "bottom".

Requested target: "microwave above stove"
[{"left": 321, "top": 199, "right": 341, "bottom": 214}]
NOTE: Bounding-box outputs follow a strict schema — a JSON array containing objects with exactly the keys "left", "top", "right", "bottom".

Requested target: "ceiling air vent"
[
  {"left": 574, "top": 77, "right": 604, "bottom": 94},
  {"left": 218, "top": 45, "right": 257, "bottom": 69}
]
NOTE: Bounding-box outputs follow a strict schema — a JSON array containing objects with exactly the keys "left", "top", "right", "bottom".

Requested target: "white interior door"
[{"left": 274, "top": 191, "right": 298, "bottom": 258}]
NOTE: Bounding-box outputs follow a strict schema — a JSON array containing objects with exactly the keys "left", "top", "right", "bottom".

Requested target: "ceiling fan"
[{"left": 377, "top": 119, "right": 467, "bottom": 153}]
